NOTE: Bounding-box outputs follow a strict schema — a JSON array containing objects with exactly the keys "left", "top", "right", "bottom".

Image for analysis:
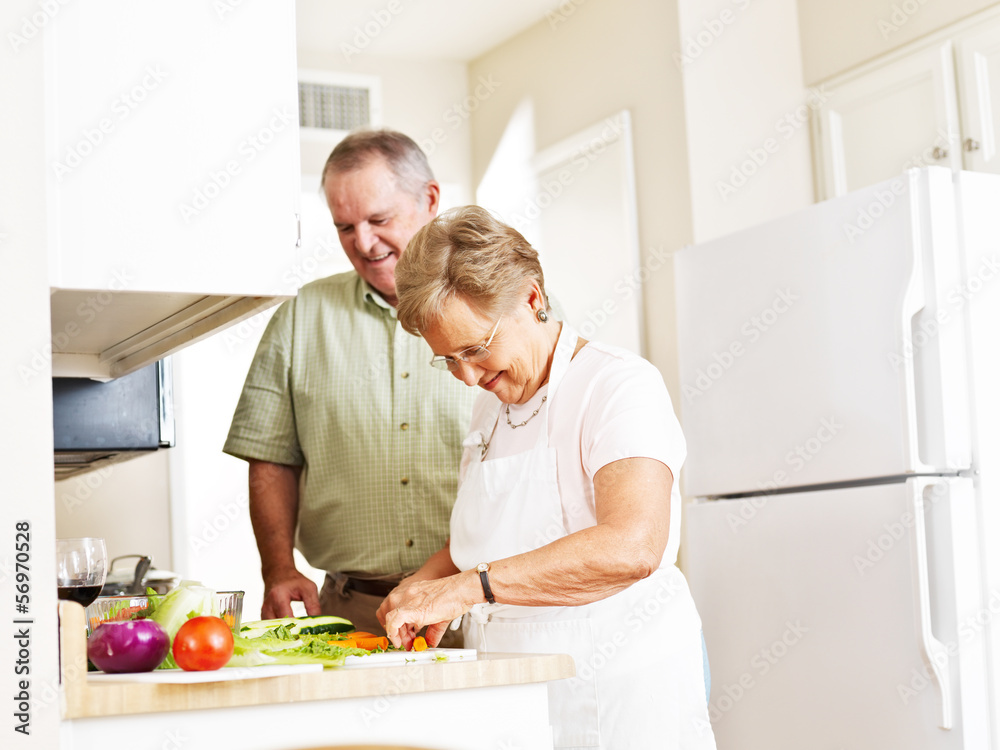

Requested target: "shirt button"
[
  {"left": 400, "top": 423, "right": 409, "bottom": 431},
  {"left": 400, "top": 477, "right": 409, "bottom": 485},
  {"left": 405, "top": 539, "right": 414, "bottom": 547},
  {"left": 401, "top": 371, "right": 410, "bottom": 379}
]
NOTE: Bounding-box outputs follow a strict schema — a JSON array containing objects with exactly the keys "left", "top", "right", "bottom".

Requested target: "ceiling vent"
[
  {"left": 299, "top": 82, "right": 370, "bottom": 131},
  {"left": 296, "top": 70, "right": 383, "bottom": 186},
  {"left": 297, "top": 70, "right": 382, "bottom": 137}
]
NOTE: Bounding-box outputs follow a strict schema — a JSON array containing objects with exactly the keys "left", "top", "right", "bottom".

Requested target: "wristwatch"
[{"left": 476, "top": 562, "right": 496, "bottom": 604}]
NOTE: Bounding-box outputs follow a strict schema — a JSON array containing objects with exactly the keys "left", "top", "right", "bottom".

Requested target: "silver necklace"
[
  {"left": 506, "top": 395, "right": 547, "bottom": 429},
  {"left": 480, "top": 411, "right": 501, "bottom": 459}
]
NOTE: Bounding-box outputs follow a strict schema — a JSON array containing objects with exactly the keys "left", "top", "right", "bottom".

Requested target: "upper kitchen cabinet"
[
  {"left": 46, "top": 2, "right": 301, "bottom": 378},
  {"left": 814, "top": 42, "right": 961, "bottom": 198},
  {"left": 955, "top": 22, "right": 1000, "bottom": 175},
  {"left": 813, "top": 8, "right": 1000, "bottom": 199}
]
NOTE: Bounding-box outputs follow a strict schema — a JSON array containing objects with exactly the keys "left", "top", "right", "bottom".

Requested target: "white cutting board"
[
  {"left": 87, "top": 649, "right": 478, "bottom": 682},
  {"left": 342, "top": 647, "right": 477, "bottom": 668},
  {"left": 88, "top": 663, "right": 322, "bottom": 683}
]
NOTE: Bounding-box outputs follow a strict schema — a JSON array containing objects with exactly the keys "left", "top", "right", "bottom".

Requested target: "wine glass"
[{"left": 56, "top": 538, "right": 107, "bottom": 608}]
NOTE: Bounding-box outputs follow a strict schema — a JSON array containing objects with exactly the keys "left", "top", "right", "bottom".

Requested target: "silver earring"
[{"left": 536, "top": 309, "right": 548, "bottom": 322}]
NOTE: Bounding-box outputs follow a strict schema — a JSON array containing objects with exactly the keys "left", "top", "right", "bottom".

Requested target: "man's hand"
[{"left": 261, "top": 570, "right": 321, "bottom": 619}]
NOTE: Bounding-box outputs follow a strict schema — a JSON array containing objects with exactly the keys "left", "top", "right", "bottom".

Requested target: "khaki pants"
[{"left": 318, "top": 573, "right": 464, "bottom": 648}]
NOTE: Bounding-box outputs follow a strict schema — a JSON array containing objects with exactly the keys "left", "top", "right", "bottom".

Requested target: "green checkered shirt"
[{"left": 224, "top": 271, "right": 477, "bottom": 576}]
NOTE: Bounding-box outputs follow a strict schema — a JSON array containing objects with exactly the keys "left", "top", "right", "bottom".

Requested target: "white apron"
[{"left": 450, "top": 324, "right": 717, "bottom": 750}]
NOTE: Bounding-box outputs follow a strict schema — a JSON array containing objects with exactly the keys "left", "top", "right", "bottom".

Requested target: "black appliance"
[{"left": 52, "top": 359, "right": 175, "bottom": 479}]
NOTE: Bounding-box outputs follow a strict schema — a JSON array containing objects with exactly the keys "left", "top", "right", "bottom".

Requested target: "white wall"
[
  {"left": 468, "top": 0, "right": 693, "bottom": 396},
  {"left": 798, "top": 0, "right": 1000, "bottom": 84},
  {"left": 679, "top": 0, "right": 815, "bottom": 242},
  {"left": 1, "top": 1, "right": 61, "bottom": 745},
  {"left": 54, "top": 453, "right": 173, "bottom": 570},
  {"left": 296, "top": 51, "right": 474, "bottom": 203}
]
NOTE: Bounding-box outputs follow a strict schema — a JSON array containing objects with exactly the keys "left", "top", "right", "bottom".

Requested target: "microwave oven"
[{"left": 52, "top": 359, "right": 175, "bottom": 480}]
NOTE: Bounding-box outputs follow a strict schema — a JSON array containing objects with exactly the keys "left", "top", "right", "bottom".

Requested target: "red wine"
[{"left": 58, "top": 585, "right": 102, "bottom": 607}]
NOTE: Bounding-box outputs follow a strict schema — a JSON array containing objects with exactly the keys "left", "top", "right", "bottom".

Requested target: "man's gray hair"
[{"left": 321, "top": 128, "right": 435, "bottom": 202}]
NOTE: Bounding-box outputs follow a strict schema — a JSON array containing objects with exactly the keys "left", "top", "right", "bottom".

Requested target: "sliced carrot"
[
  {"left": 412, "top": 636, "right": 428, "bottom": 652},
  {"left": 356, "top": 636, "right": 389, "bottom": 651},
  {"left": 328, "top": 630, "right": 375, "bottom": 641},
  {"left": 327, "top": 633, "right": 389, "bottom": 651}
]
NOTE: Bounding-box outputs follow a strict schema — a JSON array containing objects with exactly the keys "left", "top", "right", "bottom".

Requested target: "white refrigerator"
[{"left": 675, "top": 166, "right": 1000, "bottom": 749}]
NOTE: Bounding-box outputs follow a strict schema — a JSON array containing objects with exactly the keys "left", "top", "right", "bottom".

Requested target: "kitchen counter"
[{"left": 59, "top": 602, "right": 575, "bottom": 750}]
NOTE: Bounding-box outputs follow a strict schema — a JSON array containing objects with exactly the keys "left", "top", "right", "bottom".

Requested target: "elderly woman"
[{"left": 377, "top": 206, "right": 716, "bottom": 749}]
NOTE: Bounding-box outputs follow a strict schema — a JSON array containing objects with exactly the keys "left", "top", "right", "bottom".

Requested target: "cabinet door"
[
  {"left": 816, "top": 42, "right": 961, "bottom": 198},
  {"left": 47, "top": 3, "right": 301, "bottom": 296},
  {"left": 956, "top": 22, "right": 1000, "bottom": 174}
]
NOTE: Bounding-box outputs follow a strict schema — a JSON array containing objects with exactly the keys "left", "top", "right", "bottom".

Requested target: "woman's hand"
[{"left": 377, "top": 571, "right": 481, "bottom": 649}]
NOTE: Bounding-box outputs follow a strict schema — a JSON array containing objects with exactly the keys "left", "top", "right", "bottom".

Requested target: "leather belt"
[{"left": 343, "top": 577, "right": 399, "bottom": 598}]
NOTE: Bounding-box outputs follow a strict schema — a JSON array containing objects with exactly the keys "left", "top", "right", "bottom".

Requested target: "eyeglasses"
[{"left": 430, "top": 317, "right": 502, "bottom": 371}]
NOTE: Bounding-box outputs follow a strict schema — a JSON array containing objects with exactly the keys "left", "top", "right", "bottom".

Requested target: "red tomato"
[{"left": 172, "top": 616, "right": 234, "bottom": 671}]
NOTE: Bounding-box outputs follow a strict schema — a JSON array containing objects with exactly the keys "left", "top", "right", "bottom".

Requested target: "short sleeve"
[
  {"left": 223, "top": 300, "right": 304, "bottom": 466},
  {"left": 580, "top": 356, "right": 686, "bottom": 482}
]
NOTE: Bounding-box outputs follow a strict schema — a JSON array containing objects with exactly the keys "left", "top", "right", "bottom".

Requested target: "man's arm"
[{"left": 248, "top": 459, "right": 321, "bottom": 618}]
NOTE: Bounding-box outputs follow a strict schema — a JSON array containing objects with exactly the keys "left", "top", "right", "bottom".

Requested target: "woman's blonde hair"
[{"left": 395, "top": 206, "right": 548, "bottom": 336}]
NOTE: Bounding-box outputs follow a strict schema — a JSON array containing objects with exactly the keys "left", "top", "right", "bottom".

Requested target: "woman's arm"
[
  {"left": 402, "top": 541, "right": 461, "bottom": 584},
  {"left": 381, "top": 457, "right": 672, "bottom": 646},
  {"left": 488, "top": 456, "right": 671, "bottom": 605}
]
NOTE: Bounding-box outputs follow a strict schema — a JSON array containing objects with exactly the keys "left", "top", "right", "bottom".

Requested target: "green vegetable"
[
  {"left": 149, "top": 581, "right": 219, "bottom": 669},
  {"left": 239, "top": 615, "right": 353, "bottom": 639},
  {"left": 226, "top": 633, "right": 366, "bottom": 669}
]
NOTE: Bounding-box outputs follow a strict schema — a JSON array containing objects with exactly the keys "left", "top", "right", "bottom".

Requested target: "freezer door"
[
  {"left": 675, "top": 167, "right": 972, "bottom": 498},
  {"left": 683, "top": 479, "right": 989, "bottom": 750}
]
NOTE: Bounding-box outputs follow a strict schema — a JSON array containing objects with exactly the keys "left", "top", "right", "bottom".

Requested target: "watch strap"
[{"left": 478, "top": 564, "right": 496, "bottom": 604}]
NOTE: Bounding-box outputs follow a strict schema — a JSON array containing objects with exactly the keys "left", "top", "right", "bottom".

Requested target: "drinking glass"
[{"left": 56, "top": 538, "right": 107, "bottom": 608}]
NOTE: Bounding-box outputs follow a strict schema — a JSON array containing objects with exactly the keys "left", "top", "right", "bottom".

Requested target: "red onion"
[{"left": 88, "top": 620, "right": 170, "bottom": 673}]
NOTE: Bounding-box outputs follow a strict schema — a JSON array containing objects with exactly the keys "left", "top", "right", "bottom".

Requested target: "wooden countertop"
[{"left": 59, "top": 601, "right": 575, "bottom": 719}]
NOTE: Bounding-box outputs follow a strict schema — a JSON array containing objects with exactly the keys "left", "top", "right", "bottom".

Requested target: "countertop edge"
[{"left": 58, "top": 602, "right": 576, "bottom": 719}]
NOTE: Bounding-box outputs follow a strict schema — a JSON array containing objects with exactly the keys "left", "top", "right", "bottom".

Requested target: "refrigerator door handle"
[
  {"left": 910, "top": 478, "right": 952, "bottom": 730},
  {"left": 901, "top": 167, "right": 971, "bottom": 472},
  {"left": 899, "top": 173, "right": 934, "bottom": 473}
]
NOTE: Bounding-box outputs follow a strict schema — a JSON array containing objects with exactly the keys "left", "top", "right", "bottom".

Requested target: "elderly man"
[{"left": 224, "top": 130, "right": 476, "bottom": 636}]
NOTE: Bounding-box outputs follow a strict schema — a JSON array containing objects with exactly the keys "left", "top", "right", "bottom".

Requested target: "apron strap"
[{"left": 536, "top": 322, "right": 579, "bottom": 445}]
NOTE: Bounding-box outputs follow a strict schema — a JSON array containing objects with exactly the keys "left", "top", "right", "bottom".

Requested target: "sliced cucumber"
[
  {"left": 297, "top": 616, "right": 355, "bottom": 635},
  {"left": 240, "top": 615, "right": 354, "bottom": 639}
]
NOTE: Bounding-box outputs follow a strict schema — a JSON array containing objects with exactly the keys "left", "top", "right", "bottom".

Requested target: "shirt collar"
[{"left": 357, "top": 276, "right": 397, "bottom": 318}]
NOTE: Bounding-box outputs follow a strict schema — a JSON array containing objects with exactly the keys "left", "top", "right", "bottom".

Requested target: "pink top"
[{"left": 459, "top": 337, "right": 687, "bottom": 566}]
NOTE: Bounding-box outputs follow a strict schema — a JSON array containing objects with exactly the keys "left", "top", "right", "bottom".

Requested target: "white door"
[
  {"left": 815, "top": 42, "right": 961, "bottom": 199},
  {"left": 477, "top": 111, "right": 644, "bottom": 354},
  {"left": 530, "top": 113, "right": 644, "bottom": 354},
  {"left": 956, "top": 22, "right": 1000, "bottom": 174},
  {"left": 675, "top": 168, "right": 971, "bottom": 498},
  {"left": 684, "top": 477, "right": 988, "bottom": 750}
]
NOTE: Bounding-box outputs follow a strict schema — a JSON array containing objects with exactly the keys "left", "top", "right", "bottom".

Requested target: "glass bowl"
[{"left": 84, "top": 590, "right": 244, "bottom": 636}]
